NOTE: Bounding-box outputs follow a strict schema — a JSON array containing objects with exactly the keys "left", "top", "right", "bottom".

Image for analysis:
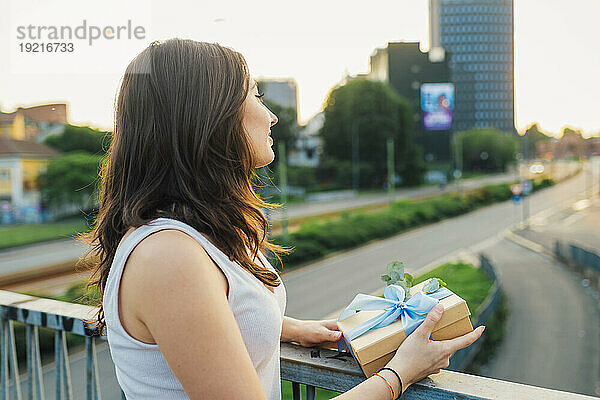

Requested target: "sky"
[{"left": 1, "top": 0, "right": 599, "bottom": 138}]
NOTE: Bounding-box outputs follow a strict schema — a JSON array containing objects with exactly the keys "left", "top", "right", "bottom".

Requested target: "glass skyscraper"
[{"left": 430, "top": 0, "right": 515, "bottom": 133}]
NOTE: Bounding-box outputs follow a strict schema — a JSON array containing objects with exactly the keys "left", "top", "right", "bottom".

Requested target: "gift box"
[{"left": 337, "top": 280, "right": 473, "bottom": 377}]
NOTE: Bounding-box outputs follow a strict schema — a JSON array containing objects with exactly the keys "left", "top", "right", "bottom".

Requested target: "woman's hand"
[
  {"left": 290, "top": 318, "right": 344, "bottom": 350},
  {"left": 386, "top": 303, "right": 485, "bottom": 393}
]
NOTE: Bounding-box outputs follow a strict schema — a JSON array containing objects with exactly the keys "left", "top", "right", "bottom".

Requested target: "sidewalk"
[{"left": 517, "top": 197, "right": 600, "bottom": 254}]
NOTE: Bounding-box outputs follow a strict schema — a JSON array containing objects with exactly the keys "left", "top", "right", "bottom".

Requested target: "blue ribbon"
[{"left": 336, "top": 284, "right": 452, "bottom": 356}]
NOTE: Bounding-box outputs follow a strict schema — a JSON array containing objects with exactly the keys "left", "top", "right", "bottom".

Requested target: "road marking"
[
  {"left": 504, "top": 231, "right": 545, "bottom": 254},
  {"left": 573, "top": 199, "right": 591, "bottom": 211}
]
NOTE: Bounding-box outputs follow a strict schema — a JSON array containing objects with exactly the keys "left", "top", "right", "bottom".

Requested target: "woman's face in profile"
[{"left": 243, "top": 78, "right": 278, "bottom": 168}]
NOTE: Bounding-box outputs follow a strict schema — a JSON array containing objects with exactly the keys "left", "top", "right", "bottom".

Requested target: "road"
[
  {"left": 0, "top": 238, "right": 88, "bottom": 276},
  {"left": 0, "top": 171, "right": 518, "bottom": 287},
  {"left": 7, "top": 161, "right": 595, "bottom": 398},
  {"left": 281, "top": 163, "right": 586, "bottom": 320},
  {"left": 269, "top": 171, "right": 517, "bottom": 221},
  {"left": 479, "top": 237, "right": 600, "bottom": 396},
  {"left": 479, "top": 191, "right": 600, "bottom": 396}
]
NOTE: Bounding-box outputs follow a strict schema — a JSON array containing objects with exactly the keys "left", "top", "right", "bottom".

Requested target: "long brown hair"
[{"left": 83, "top": 38, "right": 287, "bottom": 335}]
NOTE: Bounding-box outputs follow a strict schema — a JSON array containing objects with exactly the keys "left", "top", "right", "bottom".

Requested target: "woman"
[{"left": 85, "top": 38, "right": 484, "bottom": 399}]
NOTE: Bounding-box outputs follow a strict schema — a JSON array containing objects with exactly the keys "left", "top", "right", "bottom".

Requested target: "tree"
[
  {"left": 319, "top": 79, "right": 424, "bottom": 187},
  {"left": 456, "top": 128, "right": 518, "bottom": 172},
  {"left": 44, "top": 124, "right": 111, "bottom": 154},
  {"left": 522, "top": 123, "right": 552, "bottom": 158},
  {"left": 38, "top": 151, "right": 104, "bottom": 210}
]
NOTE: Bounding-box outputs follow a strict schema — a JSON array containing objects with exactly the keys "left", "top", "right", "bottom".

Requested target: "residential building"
[
  {"left": 0, "top": 137, "right": 59, "bottom": 220},
  {"left": 0, "top": 103, "right": 67, "bottom": 142},
  {"left": 288, "top": 112, "right": 323, "bottom": 167}
]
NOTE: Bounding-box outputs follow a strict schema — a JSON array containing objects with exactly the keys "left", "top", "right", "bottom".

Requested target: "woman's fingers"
[
  {"left": 414, "top": 303, "right": 445, "bottom": 339},
  {"left": 319, "top": 341, "right": 343, "bottom": 350},
  {"left": 443, "top": 325, "right": 485, "bottom": 353},
  {"left": 322, "top": 319, "right": 340, "bottom": 330}
]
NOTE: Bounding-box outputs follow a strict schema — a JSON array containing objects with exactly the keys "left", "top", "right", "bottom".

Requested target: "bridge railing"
[
  {"left": 1, "top": 290, "right": 596, "bottom": 400},
  {"left": 555, "top": 241, "right": 600, "bottom": 291}
]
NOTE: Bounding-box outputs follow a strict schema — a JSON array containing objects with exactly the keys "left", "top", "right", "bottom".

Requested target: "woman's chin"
[{"left": 255, "top": 150, "right": 275, "bottom": 169}]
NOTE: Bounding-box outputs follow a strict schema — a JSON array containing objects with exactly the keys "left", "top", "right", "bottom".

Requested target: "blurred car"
[{"left": 425, "top": 170, "right": 448, "bottom": 188}]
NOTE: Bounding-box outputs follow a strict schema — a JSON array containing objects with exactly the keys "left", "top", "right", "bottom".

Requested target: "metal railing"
[
  {"left": 1, "top": 290, "right": 596, "bottom": 400},
  {"left": 446, "top": 253, "right": 502, "bottom": 371},
  {"left": 0, "top": 291, "right": 106, "bottom": 400},
  {"left": 555, "top": 241, "right": 600, "bottom": 291}
]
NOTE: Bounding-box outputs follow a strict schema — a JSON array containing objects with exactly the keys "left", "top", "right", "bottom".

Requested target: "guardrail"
[
  {"left": 1, "top": 289, "right": 596, "bottom": 400},
  {"left": 447, "top": 253, "right": 502, "bottom": 371},
  {"left": 555, "top": 241, "right": 600, "bottom": 291}
]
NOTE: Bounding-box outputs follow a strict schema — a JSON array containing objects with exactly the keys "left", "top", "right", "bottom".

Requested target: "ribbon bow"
[{"left": 337, "top": 284, "right": 452, "bottom": 354}]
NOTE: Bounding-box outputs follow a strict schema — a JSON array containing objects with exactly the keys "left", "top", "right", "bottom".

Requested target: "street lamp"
[{"left": 352, "top": 120, "right": 360, "bottom": 192}]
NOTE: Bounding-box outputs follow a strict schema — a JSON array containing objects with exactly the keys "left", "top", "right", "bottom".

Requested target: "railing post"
[
  {"left": 32, "top": 327, "right": 44, "bottom": 400},
  {"left": 26, "top": 325, "right": 33, "bottom": 400},
  {"left": 86, "top": 338, "right": 93, "bottom": 400},
  {"left": 7, "top": 321, "right": 22, "bottom": 400},
  {"left": 55, "top": 331, "right": 61, "bottom": 400},
  {"left": 306, "top": 384, "right": 316, "bottom": 400},
  {"left": 292, "top": 381, "right": 301, "bottom": 400},
  {"left": 1, "top": 317, "right": 8, "bottom": 400},
  {"left": 60, "top": 332, "right": 73, "bottom": 400},
  {"left": 86, "top": 337, "right": 102, "bottom": 400}
]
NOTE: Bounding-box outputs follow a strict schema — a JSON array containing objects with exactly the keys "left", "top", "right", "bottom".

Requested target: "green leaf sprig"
[
  {"left": 422, "top": 278, "right": 447, "bottom": 294},
  {"left": 380, "top": 261, "right": 447, "bottom": 300},
  {"left": 380, "top": 261, "right": 414, "bottom": 301}
]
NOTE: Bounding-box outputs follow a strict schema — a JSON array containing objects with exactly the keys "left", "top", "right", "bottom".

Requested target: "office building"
[
  {"left": 430, "top": 0, "right": 515, "bottom": 133},
  {"left": 368, "top": 42, "right": 452, "bottom": 161}
]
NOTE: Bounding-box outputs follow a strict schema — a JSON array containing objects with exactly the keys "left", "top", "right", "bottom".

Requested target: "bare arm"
[
  {"left": 130, "top": 230, "right": 268, "bottom": 399},
  {"left": 280, "top": 316, "right": 302, "bottom": 342}
]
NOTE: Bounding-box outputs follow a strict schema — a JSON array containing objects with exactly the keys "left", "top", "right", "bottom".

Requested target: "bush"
[
  {"left": 533, "top": 177, "right": 555, "bottom": 191},
  {"left": 272, "top": 177, "right": 555, "bottom": 270}
]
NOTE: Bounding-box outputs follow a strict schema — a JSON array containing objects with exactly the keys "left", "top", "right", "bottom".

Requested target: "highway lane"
[
  {"left": 268, "top": 171, "right": 516, "bottom": 221},
  {"left": 0, "top": 171, "right": 518, "bottom": 279},
  {"left": 281, "top": 165, "right": 587, "bottom": 320},
  {"left": 480, "top": 238, "right": 600, "bottom": 396}
]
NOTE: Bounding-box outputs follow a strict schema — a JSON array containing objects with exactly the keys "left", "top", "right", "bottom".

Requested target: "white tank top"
[{"left": 103, "top": 217, "right": 287, "bottom": 399}]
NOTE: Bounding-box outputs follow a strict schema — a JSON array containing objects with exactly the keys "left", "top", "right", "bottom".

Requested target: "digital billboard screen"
[{"left": 421, "top": 83, "right": 454, "bottom": 131}]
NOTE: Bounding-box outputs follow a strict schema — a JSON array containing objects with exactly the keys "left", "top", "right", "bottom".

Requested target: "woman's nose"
[{"left": 270, "top": 112, "right": 278, "bottom": 127}]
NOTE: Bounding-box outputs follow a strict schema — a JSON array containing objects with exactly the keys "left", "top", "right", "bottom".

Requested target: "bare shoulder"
[
  {"left": 119, "top": 229, "right": 229, "bottom": 342},
  {"left": 119, "top": 229, "right": 266, "bottom": 398},
  {"left": 129, "top": 229, "right": 207, "bottom": 266},
  {"left": 125, "top": 229, "right": 228, "bottom": 297}
]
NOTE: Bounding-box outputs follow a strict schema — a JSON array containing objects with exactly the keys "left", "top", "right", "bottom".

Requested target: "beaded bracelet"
[{"left": 372, "top": 372, "right": 395, "bottom": 400}]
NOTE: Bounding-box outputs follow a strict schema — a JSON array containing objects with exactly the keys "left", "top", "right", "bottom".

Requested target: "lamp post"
[
  {"left": 387, "top": 137, "right": 395, "bottom": 204},
  {"left": 352, "top": 120, "right": 360, "bottom": 192},
  {"left": 278, "top": 141, "right": 289, "bottom": 241}
]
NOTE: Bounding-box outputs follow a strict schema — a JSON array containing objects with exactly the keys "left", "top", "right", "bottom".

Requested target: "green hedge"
[
  {"left": 272, "top": 178, "right": 555, "bottom": 270},
  {"left": 0, "top": 217, "right": 90, "bottom": 250}
]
